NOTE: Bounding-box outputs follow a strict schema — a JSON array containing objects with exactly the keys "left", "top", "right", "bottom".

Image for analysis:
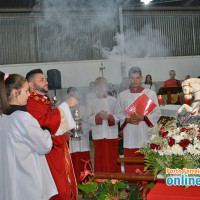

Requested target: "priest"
[
  {"left": 115, "top": 66, "right": 161, "bottom": 173},
  {"left": 26, "top": 69, "right": 78, "bottom": 200}
]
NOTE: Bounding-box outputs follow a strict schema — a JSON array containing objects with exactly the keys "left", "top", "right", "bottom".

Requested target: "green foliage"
[
  {"left": 77, "top": 179, "right": 151, "bottom": 200},
  {"left": 140, "top": 147, "right": 200, "bottom": 179},
  {"left": 77, "top": 182, "right": 98, "bottom": 194}
]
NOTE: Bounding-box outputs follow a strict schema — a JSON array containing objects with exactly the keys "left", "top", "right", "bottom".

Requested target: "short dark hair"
[
  {"left": 170, "top": 70, "right": 175, "bottom": 74},
  {"left": 26, "top": 69, "right": 43, "bottom": 82},
  {"left": 67, "top": 87, "right": 78, "bottom": 94},
  {"left": 128, "top": 66, "right": 142, "bottom": 77}
]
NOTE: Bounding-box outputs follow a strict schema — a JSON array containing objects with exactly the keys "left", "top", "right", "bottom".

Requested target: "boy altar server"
[
  {"left": 115, "top": 67, "right": 161, "bottom": 173},
  {"left": 85, "top": 77, "right": 121, "bottom": 173}
]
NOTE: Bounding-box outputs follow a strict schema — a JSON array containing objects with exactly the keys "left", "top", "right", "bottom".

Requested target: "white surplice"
[
  {"left": 115, "top": 88, "right": 161, "bottom": 148},
  {"left": 0, "top": 111, "right": 57, "bottom": 200},
  {"left": 85, "top": 95, "right": 119, "bottom": 140}
]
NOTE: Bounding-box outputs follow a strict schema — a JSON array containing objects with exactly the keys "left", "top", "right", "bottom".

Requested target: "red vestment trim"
[
  {"left": 95, "top": 113, "right": 103, "bottom": 125},
  {"left": 107, "top": 114, "right": 115, "bottom": 126},
  {"left": 129, "top": 86, "right": 144, "bottom": 93}
]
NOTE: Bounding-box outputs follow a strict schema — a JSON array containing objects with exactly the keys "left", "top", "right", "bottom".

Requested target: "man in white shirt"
[{"left": 115, "top": 67, "right": 161, "bottom": 173}]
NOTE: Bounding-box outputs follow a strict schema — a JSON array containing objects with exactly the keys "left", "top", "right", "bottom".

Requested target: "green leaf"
[
  {"left": 114, "top": 181, "right": 127, "bottom": 190},
  {"left": 77, "top": 183, "right": 98, "bottom": 194},
  {"left": 129, "top": 190, "right": 140, "bottom": 200},
  {"left": 99, "top": 188, "right": 110, "bottom": 200},
  {"left": 127, "top": 183, "right": 139, "bottom": 190},
  {"left": 147, "top": 182, "right": 155, "bottom": 191}
]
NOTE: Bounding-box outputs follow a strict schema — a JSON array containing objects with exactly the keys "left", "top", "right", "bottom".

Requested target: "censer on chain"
[{"left": 71, "top": 107, "right": 82, "bottom": 138}]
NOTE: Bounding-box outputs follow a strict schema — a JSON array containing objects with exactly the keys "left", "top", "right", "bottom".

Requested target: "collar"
[
  {"left": 8, "top": 105, "right": 27, "bottom": 115},
  {"left": 29, "top": 91, "right": 52, "bottom": 105},
  {"left": 129, "top": 86, "right": 144, "bottom": 93}
]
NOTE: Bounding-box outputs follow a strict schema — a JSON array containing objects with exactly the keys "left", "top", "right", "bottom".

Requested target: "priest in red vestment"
[{"left": 26, "top": 69, "right": 78, "bottom": 200}]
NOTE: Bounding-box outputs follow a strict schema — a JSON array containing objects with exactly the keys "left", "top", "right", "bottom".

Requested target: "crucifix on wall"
[{"left": 99, "top": 62, "right": 105, "bottom": 77}]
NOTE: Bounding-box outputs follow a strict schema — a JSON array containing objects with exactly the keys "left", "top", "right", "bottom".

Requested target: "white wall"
[{"left": 0, "top": 56, "right": 199, "bottom": 88}]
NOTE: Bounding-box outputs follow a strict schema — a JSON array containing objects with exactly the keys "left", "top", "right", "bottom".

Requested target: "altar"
[
  {"left": 160, "top": 105, "right": 181, "bottom": 117},
  {"left": 147, "top": 182, "right": 200, "bottom": 200}
]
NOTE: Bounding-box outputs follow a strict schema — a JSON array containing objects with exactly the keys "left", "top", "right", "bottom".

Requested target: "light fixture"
[{"left": 141, "top": 0, "right": 152, "bottom": 5}]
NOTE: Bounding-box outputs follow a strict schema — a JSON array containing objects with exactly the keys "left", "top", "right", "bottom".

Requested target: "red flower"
[
  {"left": 160, "top": 127, "right": 165, "bottom": 132},
  {"left": 181, "top": 128, "right": 186, "bottom": 132},
  {"left": 168, "top": 137, "right": 175, "bottom": 147},
  {"left": 150, "top": 143, "right": 162, "bottom": 150},
  {"left": 160, "top": 131, "right": 169, "bottom": 138},
  {"left": 197, "top": 134, "right": 200, "bottom": 140},
  {"left": 180, "top": 139, "right": 190, "bottom": 149}
]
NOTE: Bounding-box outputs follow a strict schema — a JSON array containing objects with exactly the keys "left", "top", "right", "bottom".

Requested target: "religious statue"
[{"left": 178, "top": 78, "right": 200, "bottom": 124}]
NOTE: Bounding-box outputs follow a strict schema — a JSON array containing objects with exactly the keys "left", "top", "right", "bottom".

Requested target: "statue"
[{"left": 178, "top": 78, "right": 200, "bottom": 124}]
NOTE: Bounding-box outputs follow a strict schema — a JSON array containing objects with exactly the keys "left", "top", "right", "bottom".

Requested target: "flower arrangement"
[
  {"left": 140, "top": 119, "right": 200, "bottom": 179},
  {"left": 77, "top": 160, "right": 154, "bottom": 199}
]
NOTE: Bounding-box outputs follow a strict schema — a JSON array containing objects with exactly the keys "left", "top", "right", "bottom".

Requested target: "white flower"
[
  {"left": 187, "top": 144, "right": 200, "bottom": 155},
  {"left": 173, "top": 135, "right": 183, "bottom": 143},
  {"left": 170, "top": 145, "right": 184, "bottom": 155},
  {"left": 180, "top": 132, "right": 188, "bottom": 138}
]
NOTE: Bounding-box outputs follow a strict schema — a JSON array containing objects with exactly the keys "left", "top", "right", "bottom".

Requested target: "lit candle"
[
  {"left": 158, "top": 95, "right": 163, "bottom": 106},
  {"left": 184, "top": 99, "right": 190, "bottom": 106}
]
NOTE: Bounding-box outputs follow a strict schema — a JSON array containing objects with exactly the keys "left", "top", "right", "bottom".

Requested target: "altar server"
[
  {"left": 115, "top": 67, "right": 161, "bottom": 173},
  {"left": 0, "top": 72, "right": 57, "bottom": 200},
  {"left": 67, "top": 87, "right": 92, "bottom": 184},
  {"left": 85, "top": 77, "right": 121, "bottom": 173}
]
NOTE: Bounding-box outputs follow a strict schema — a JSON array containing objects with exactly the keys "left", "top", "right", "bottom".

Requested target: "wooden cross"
[{"left": 99, "top": 62, "right": 105, "bottom": 77}]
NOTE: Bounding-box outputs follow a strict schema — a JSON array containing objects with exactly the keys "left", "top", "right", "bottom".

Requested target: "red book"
[{"left": 125, "top": 93, "right": 157, "bottom": 118}]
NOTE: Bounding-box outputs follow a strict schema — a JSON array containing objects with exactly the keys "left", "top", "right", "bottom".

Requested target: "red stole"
[{"left": 26, "top": 92, "right": 77, "bottom": 200}]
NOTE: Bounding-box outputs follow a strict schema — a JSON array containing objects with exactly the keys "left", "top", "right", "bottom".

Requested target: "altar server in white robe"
[
  {"left": 85, "top": 77, "right": 121, "bottom": 173},
  {"left": 115, "top": 67, "right": 161, "bottom": 173},
  {"left": 0, "top": 72, "right": 57, "bottom": 200},
  {"left": 66, "top": 87, "right": 92, "bottom": 184}
]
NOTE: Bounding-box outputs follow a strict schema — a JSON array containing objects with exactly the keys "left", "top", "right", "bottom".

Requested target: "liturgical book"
[{"left": 125, "top": 93, "right": 157, "bottom": 118}]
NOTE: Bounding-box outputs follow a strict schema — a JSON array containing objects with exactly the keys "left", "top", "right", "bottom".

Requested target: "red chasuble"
[{"left": 26, "top": 92, "right": 77, "bottom": 200}]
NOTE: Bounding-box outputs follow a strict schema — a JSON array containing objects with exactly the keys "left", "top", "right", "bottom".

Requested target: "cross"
[{"left": 99, "top": 62, "right": 105, "bottom": 77}]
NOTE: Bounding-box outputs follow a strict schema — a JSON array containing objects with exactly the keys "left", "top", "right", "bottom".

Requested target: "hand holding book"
[
  {"left": 126, "top": 112, "right": 144, "bottom": 125},
  {"left": 125, "top": 93, "right": 157, "bottom": 124}
]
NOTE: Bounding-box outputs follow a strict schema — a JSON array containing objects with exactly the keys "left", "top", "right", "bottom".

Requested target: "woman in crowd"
[
  {"left": 0, "top": 72, "right": 57, "bottom": 200},
  {"left": 142, "top": 74, "right": 156, "bottom": 91}
]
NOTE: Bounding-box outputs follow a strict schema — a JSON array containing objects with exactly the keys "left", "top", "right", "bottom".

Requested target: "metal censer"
[{"left": 71, "top": 107, "right": 82, "bottom": 138}]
